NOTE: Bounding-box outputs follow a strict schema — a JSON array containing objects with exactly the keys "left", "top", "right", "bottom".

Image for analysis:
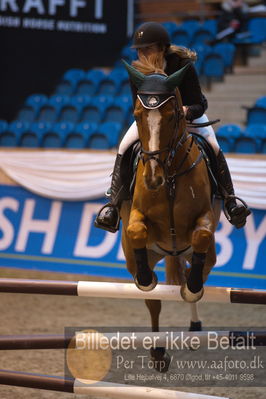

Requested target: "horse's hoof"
[
  {"left": 180, "top": 284, "right": 204, "bottom": 303},
  {"left": 189, "top": 320, "right": 202, "bottom": 331},
  {"left": 134, "top": 272, "right": 158, "bottom": 291},
  {"left": 188, "top": 321, "right": 203, "bottom": 351},
  {"left": 151, "top": 351, "right": 171, "bottom": 373},
  {"left": 134, "top": 271, "right": 158, "bottom": 291}
]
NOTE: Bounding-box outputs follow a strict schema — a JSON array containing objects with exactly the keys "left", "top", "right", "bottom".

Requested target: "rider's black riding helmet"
[{"left": 131, "top": 22, "right": 171, "bottom": 49}]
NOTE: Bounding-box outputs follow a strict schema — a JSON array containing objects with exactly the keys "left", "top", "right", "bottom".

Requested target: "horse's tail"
[{"left": 165, "top": 256, "right": 187, "bottom": 285}]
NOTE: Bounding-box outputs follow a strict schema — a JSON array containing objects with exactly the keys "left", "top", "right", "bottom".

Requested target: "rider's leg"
[
  {"left": 118, "top": 121, "right": 139, "bottom": 154},
  {"left": 190, "top": 114, "right": 250, "bottom": 229},
  {"left": 95, "top": 121, "right": 139, "bottom": 232}
]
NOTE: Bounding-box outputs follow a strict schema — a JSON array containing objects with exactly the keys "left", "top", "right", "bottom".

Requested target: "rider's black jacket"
[{"left": 130, "top": 52, "right": 208, "bottom": 122}]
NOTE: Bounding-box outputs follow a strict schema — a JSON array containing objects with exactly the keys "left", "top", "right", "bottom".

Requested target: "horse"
[{"left": 119, "top": 59, "right": 221, "bottom": 370}]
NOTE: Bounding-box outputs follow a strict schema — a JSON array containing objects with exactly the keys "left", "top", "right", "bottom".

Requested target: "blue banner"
[{"left": 0, "top": 184, "right": 265, "bottom": 289}]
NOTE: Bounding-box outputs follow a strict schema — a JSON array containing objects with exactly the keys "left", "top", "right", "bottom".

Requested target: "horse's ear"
[
  {"left": 165, "top": 63, "right": 191, "bottom": 90},
  {"left": 122, "top": 59, "right": 145, "bottom": 89}
]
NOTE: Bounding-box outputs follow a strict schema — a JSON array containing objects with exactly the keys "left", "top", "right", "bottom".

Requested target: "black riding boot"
[
  {"left": 94, "top": 154, "right": 124, "bottom": 233},
  {"left": 216, "top": 150, "right": 251, "bottom": 229}
]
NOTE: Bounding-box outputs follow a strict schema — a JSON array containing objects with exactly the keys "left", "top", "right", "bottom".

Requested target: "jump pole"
[
  {"left": 0, "top": 331, "right": 266, "bottom": 350},
  {"left": 0, "top": 278, "right": 265, "bottom": 304},
  {"left": 0, "top": 370, "right": 229, "bottom": 399}
]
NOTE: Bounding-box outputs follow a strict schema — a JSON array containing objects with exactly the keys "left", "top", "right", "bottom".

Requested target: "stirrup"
[
  {"left": 105, "top": 187, "right": 111, "bottom": 198},
  {"left": 223, "top": 195, "right": 250, "bottom": 223},
  {"left": 94, "top": 204, "right": 120, "bottom": 233}
]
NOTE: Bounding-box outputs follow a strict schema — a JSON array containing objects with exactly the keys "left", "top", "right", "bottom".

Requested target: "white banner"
[{"left": 0, "top": 150, "right": 265, "bottom": 209}]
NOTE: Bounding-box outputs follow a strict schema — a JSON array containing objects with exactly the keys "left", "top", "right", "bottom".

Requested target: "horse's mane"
[{"left": 132, "top": 52, "right": 166, "bottom": 75}]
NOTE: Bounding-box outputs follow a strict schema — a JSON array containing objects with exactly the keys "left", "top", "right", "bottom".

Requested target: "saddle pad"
[{"left": 191, "top": 133, "right": 218, "bottom": 199}]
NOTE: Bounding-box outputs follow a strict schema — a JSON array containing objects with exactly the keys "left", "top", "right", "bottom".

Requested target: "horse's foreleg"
[
  {"left": 186, "top": 237, "right": 216, "bottom": 306},
  {"left": 202, "top": 236, "right": 217, "bottom": 284},
  {"left": 127, "top": 208, "right": 147, "bottom": 248},
  {"left": 181, "top": 210, "right": 214, "bottom": 303},
  {"left": 127, "top": 209, "right": 157, "bottom": 291}
]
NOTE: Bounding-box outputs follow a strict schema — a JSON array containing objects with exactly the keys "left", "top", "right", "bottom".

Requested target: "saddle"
[
  {"left": 191, "top": 133, "right": 218, "bottom": 200},
  {"left": 119, "top": 139, "right": 141, "bottom": 200},
  {"left": 119, "top": 134, "right": 218, "bottom": 203}
]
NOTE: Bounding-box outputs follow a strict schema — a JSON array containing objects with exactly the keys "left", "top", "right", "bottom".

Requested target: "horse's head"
[{"left": 123, "top": 61, "right": 189, "bottom": 191}]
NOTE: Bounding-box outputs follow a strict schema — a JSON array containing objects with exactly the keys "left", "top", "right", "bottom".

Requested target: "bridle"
[
  {"left": 137, "top": 90, "right": 203, "bottom": 256},
  {"left": 138, "top": 93, "right": 203, "bottom": 183}
]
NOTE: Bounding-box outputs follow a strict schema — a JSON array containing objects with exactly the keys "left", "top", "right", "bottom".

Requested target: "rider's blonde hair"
[
  {"left": 132, "top": 50, "right": 165, "bottom": 75},
  {"left": 167, "top": 44, "right": 197, "bottom": 61},
  {"left": 132, "top": 44, "right": 197, "bottom": 75}
]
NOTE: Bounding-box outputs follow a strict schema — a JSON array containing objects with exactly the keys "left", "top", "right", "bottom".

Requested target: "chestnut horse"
[{"left": 120, "top": 60, "right": 221, "bottom": 369}]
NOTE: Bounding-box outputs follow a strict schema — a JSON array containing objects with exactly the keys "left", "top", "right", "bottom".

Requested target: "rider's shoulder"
[
  {"left": 179, "top": 57, "right": 193, "bottom": 67},
  {"left": 166, "top": 52, "right": 193, "bottom": 72}
]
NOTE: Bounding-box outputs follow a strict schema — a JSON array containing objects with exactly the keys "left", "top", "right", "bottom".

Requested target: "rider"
[{"left": 95, "top": 21, "right": 250, "bottom": 232}]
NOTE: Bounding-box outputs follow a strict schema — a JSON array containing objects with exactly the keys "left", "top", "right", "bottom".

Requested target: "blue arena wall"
[{"left": 0, "top": 184, "right": 265, "bottom": 290}]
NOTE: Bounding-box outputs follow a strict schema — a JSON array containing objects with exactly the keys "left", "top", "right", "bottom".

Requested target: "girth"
[{"left": 147, "top": 242, "right": 192, "bottom": 257}]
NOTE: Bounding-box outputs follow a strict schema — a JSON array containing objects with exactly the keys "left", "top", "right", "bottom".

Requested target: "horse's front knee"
[
  {"left": 192, "top": 227, "right": 213, "bottom": 253},
  {"left": 127, "top": 222, "right": 148, "bottom": 248}
]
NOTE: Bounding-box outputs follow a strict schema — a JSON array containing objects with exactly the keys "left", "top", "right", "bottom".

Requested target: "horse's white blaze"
[{"left": 147, "top": 109, "right": 161, "bottom": 178}]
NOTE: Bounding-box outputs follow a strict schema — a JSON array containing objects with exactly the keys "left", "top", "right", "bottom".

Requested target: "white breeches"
[
  {"left": 118, "top": 120, "right": 140, "bottom": 154},
  {"left": 118, "top": 114, "right": 220, "bottom": 156},
  {"left": 187, "top": 114, "right": 220, "bottom": 155}
]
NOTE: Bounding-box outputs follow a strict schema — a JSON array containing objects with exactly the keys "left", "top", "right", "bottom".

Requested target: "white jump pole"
[
  {"left": 0, "top": 369, "right": 228, "bottom": 399},
  {"left": 75, "top": 379, "right": 229, "bottom": 399},
  {"left": 0, "top": 278, "right": 265, "bottom": 304},
  {"left": 77, "top": 282, "right": 266, "bottom": 304},
  {"left": 77, "top": 282, "right": 232, "bottom": 302}
]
